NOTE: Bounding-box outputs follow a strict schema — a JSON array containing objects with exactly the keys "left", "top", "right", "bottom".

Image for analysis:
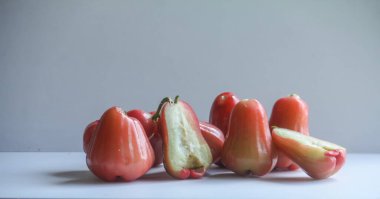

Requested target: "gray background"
[{"left": 1, "top": 0, "right": 379, "bottom": 152}]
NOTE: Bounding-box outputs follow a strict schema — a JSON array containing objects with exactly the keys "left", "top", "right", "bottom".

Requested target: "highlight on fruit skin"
[
  {"left": 272, "top": 127, "right": 346, "bottom": 179},
  {"left": 221, "top": 99, "right": 277, "bottom": 177},
  {"left": 86, "top": 107, "right": 155, "bottom": 182},
  {"left": 199, "top": 121, "right": 225, "bottom": 164}
]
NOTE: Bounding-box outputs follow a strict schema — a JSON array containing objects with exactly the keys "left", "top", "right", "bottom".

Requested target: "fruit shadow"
[
  {"left": 50, "top": 170, "right": 105, "bottom": 185},
  {"left": 260, "top": 176, "right": 318, "bottom": 183},
  {"left": 208, "top": 172, "right": 332, "bottom": 184},
  {"left": 139, "top": 171, "right": 173, "bottom": 181},
  {"left": 49, "top": 169, "right": 174, "bottom": 184}
]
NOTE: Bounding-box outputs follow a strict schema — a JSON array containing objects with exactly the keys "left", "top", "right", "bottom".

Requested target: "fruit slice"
[
  {"left": 272, "top": 127, "right": 346, "bottom": 179},
  {"left": 160, "top": 97, "right": 212, "bottom": 179}
]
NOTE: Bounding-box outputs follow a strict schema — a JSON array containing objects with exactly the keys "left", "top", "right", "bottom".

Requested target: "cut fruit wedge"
[
  {"left": 159, "top": 97, "right": 212, "bottom": 179},
  {"left": 272, "top": 127, "right": 346, "bottom": 179}
]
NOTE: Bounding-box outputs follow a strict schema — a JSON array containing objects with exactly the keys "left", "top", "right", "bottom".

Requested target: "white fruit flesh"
[
  {"left": 273, "top": 128, "right": 345, "bottom": 152},
  {"left": 165, "top": 103, "right": 211, "bottom": 171}
]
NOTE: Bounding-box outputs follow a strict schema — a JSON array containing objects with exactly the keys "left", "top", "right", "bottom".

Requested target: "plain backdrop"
[{"left": 1, "top": 0, "right": 379, "bottom": 152}]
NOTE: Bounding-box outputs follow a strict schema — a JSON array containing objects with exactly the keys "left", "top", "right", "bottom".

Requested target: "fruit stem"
[
  {"left": 289, "top": 93, "right": 300, "bottom": 98},
  {"left": 152, "top": 97, "right": 171, "bottom": 121},
  {"left": 174, "top": 95, "right": 180, "bottom": 103}
]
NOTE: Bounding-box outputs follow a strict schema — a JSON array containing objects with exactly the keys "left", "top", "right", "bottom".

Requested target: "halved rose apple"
[
  {"left": 272, "top": 127, "right": 346, "bottom": 179},
  {"left": 159, "top": 97, "right": 212, "bottom": 179}
]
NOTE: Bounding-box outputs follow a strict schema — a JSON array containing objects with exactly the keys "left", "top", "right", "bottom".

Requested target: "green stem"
[
  {"left": 174, "top": 95, "right": 179, "bottom": 103},
  {"left": 152, "top": 97, "right": 171, "bottom": 121}
]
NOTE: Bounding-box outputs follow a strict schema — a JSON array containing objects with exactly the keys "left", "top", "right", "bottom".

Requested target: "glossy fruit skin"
[
  {"left": 209, "top": 92, "right": 239, "bottom": 167},
  {"left": 221, "top": 99, "right": 277, "bottom": 176},
  {"left": 269, "top": 94, "right": 309, "bottom": 170},
  {"left": 127, "top": 110, "right": 163, "bottom": 167},
  {"left": 149, "top": 130, "right": 163, "bottom": 167},
  {"left": 83, "top": 109, "right": 163, "bottom": 167},
  {"left": 209, "top": 92, "right": 240, "bottom": 136},
  {"left": 272, "top": 128, "right": 346, "bottom": 179},
  {"left": 149, "top": 111, "right": 163, "bottom": 167},
  {"left": 199, "top": 122, "right": 225, "bottom": 163},
  {"left": 160, "top": 99, "right": 212, "bottom": 179},
  {"left": 86, "top": 107, "right": 154, "bottom": 182},
  {"left": 127, "top": 109, "right": 154, "bottom": 138},
  {"left": 83, "top": 120, "right": 99, "bottom": 154}
]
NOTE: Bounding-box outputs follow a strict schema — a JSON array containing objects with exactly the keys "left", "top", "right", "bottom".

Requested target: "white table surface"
[{"left": 0, "top": 152, "right": 379, "bottom": 198}]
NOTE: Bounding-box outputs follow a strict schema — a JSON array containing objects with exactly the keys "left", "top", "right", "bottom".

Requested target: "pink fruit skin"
[
  {"left": 269, "top": 94, "right": 309, "bottom": 170},
  {"left": 272, "top": 129, "right": 346, "bottom": 179}
]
